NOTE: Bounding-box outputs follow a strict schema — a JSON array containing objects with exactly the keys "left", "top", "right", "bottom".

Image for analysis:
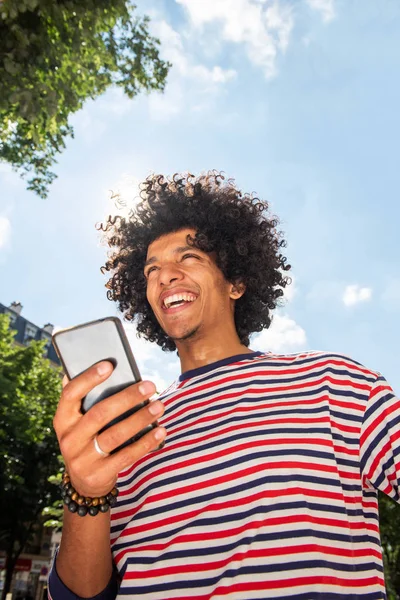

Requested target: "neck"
[{"left": 175, "top": 326, "right": 253, "bottom": 374}]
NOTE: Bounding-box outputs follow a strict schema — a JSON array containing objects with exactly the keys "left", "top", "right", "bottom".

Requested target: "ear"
[{"left": 229, "top": 281, "right": 246, "bottom": 300}]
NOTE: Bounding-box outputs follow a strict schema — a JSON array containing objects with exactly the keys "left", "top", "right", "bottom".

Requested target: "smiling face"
[{"left": 144, "top": 228, "right": 244, "bottom": 345}]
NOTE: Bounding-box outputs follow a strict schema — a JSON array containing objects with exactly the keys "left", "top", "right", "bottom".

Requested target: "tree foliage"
[
  {"left": 0, "top": 0, "right": 170, "bottom": 198},
  {"left": 42, "top": 462, "right": 64, "bottom": 531},
  {"left": 379, "top": 492, "right": 400, "bottom": 599},
  {"left": 0, "top": 314, "right": 62, "bottom": 600}
]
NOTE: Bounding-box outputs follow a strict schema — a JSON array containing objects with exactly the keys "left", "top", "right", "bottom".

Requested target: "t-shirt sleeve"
[
  {"left": 48, "top": 553, "right": 119, "bottom": 600},
  {"left": 360, "top": 374, "right": 400, "bottom": 501}
]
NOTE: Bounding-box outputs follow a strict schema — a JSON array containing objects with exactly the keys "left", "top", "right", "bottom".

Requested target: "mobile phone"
[{"left": 52, "top": 316, "right": 158, "bottom": 452}]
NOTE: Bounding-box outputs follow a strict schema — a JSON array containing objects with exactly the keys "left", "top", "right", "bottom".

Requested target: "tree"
[
  {"left": 0, "top": 0, "right": 170, "bottom": 198},
  {"left": 0, "top": 314, "right": 62, "bottom": 600},
  {"left": 42, "top": 462, "right": 64, "bottom": 531},
  {"left": 379, "top": 491, "right": 400, "bottom": 599}
]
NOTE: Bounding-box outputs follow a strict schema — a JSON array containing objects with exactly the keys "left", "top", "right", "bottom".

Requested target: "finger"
[
  {"left": 93, "top": 399, "right": 165, "bottom": 456},
  {"left": 54, "top": 361, "right": 114, "bottom": 434},
  {"left": 59, "top": 380, "right": 157, "bottom": 457},
  {"left": 106, "top": 425, "right": 167, "bottom": 475},
  {"left": 67, "top": 426, "right": 167, "bottom": 497},
  {"left": 73, "top": 380, "right": 157, "bottom": 442},
  {"left": 62, "top": 375, "right": 69, "bottom": 388}
]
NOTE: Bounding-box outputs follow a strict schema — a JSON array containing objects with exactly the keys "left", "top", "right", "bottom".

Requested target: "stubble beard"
[{"left": 171, "top": 324, "right": 200, "bottom": 342}]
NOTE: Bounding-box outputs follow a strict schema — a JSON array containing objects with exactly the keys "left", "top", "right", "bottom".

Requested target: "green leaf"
[
  {"left": 4, "top": 57, "right": 18, "bottom": 75},
  {"left": 0, "top": 313, "right": 63, "bottom": 547},
  {"left": 0, "top": 0, "right": 170, "bottom": 198}
]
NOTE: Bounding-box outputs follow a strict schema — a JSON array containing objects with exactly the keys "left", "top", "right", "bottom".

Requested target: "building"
[
  {"left": 0, "top": 301, "right": 60, "bottom": 367},
  {"left": 0, "top": 302, "right": 61, "bottom": 600}
]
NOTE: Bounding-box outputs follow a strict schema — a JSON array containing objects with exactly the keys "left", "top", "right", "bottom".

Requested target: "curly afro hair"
[{"left": 98, "top": 171, "right": 291, "bottom": 352}]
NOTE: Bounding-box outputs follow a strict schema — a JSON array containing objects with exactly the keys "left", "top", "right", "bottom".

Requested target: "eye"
[
  {"left": 145, "top": 265, "right": 158, "bottom": 278},
  {"left": 182, "top": 253, "right": 200, "bottom": 261}
]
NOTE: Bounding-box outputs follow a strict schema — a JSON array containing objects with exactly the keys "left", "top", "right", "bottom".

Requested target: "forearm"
[{"left": 56, "top": 508, "right": 114, "bottom": 597}]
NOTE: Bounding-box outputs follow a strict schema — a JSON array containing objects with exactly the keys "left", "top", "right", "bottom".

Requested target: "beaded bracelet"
[{"left": 60, "top": 472, "right": 119, "bottom": 517}]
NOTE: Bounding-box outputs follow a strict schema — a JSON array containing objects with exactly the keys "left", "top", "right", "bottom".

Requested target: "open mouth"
[{"left": 161, "top": 292, "right": 198, "bottom": 311}]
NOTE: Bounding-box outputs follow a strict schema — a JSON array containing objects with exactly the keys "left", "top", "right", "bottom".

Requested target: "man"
[{"left": 50, "top": 172, "right": 399, "bottom": 599}]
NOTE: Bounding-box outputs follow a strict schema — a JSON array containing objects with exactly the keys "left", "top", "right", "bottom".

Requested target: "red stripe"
[
  {"left": 116, "top": 485, "right": 359, "bottom": 538},
  {"left": 162, "top": 576, "right": 385, "bottom": 600},
  {"left": 115, "top": 513, "right": 379, "bottom": 564},
  {"left": 117, "top": 460, "right": 343, "bottom": 517},
  {"left": 361, "top": 394, "right": 398, "bottom": 446},
  {"left": 365, "top": 438, "right": 392, "bottom": 484},
  {"left": 123, "top": 543, "right": 382, "bottom": 579},
  {"left": 118, "top": 434, "right": 339, "bottom": 499},
  {"left": 167, "top": 412, "right": 332, "bottom": 438},
  {"left": 163, "top": 375, "right": 368, "bottom": 427},
  {"left": 208, "top": 576, "right": 385, "bottom": 599},
  {"left": 111, "top": 354, "right": 389, "bottom": 598},
  {"left": 170, "top": 358, "right": 374, "bottom": 405}
]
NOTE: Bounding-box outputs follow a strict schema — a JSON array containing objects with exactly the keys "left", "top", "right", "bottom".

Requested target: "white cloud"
[
  {"left": 251, "top": 313, "right": 307, "bottom": 353},
  {"left": 192, "top": 64, "right": 237, "bottom": 84},
  {"left": 306, "top": 0, "right": 336, "bottom": 23},
  {"left": 147, "top": 18, "right": 237, "bottom": 120},
  {"left": 307, "top": 281, "right": 372, "bottom": 309},
  {"left": 150, "top": 19, "right": 237, "bottom": 85},
  {"left": 0, "top": 216, "right": 11, "bottom": 249},
  {"left": 176, "top": 0, "right": 294, "bottom": 79},
  {"left": 342, "top": 284, "right": 372, "bottom": 307}
]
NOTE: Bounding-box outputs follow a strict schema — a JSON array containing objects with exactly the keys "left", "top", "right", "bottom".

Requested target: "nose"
[{"left": 158, "top": 262, "right": 184, "bottom": 286}]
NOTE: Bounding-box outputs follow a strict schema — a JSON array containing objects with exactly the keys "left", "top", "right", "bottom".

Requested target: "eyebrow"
[{"left": 144, "top": 245, "right": 198, "bottom": 269}]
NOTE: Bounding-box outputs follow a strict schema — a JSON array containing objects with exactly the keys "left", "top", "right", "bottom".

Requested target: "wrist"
[{"left": 61, "top": 471, "right": 119, "bottom": 517}]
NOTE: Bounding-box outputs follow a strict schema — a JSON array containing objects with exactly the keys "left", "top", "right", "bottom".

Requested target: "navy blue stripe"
[
  {"left": 119, "top": 428, "right": 348, "bottom": 500},
  {"left": 179, "top": 351, "right": 264, "bottom": 381},
  {"left": 166, "top": 396, "right": 359, "bottom": 437},
  {"left": 121, "top": 442, "right": 359, "bottom": 496},
  {"left": 176, "top": 352, "right": 376, "bottom": 388},
  {"left": 180, "top": 364, "right": 372, "bottom": 398},
  {"left": 361, "top": 414, "right": 400, "bottom": 471},
  {"left": 115, "top": 528, "right": 381, "bottom": 568},
  {"left": 167, "top": 419, "right": 334, "bottom": 446},
  {"left": 120, "top": 444, "right": 339, "bottom": 492},
  {"left": 121, "top": 559, "right": 383, "bottom": 595},
  {"left": 112, "top": 499, "right": 379, "bottom": 553},
  {"left": 118, "top": 447, "right": 343, "bottom": 506},
  {"left": 332, "top": 431, "right": 359, "bottom": 446},
  {"left": 167, "top": 380, "right": 368, "bottom": 428},
  {"left": 249, "top": 594, "right": 385, "bottom": 600},
  {"left": 113, "top": 472, "right": 348, "bottom": 534},
  {"left": 363, "top": 377, "right": 393, "bottom": 421},
  {"left": 119, "top": 424, "right": 336, "bottom": 490}
]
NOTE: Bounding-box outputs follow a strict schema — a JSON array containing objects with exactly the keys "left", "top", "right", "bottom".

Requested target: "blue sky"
[{"left": 1, "top": 0, "right": 399, "bottom": 394}]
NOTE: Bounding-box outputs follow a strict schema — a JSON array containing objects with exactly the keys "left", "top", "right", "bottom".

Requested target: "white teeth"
[{"left": 163, "top": 293, "right": 197, "bottom": 309}]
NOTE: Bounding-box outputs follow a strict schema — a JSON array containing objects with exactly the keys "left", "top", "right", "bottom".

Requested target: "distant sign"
[
  {"left": 31, "top": 560, "right": 49, "bottom": 574},
  {"left": 14, "top": 558, "right": 32, "bottom": 572}
]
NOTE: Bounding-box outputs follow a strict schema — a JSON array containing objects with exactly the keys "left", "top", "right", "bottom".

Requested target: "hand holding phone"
[
  {"left": 52, "top": 318, "right": 167, "bottom": 498},
  {"left": 53, "top": 317, "right": 162, "bottom": 452}
]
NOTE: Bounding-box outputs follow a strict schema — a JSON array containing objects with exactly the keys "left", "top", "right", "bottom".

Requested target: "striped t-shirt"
[{"left": 50, "top": 350, "right": 400, "bottom": 599}]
